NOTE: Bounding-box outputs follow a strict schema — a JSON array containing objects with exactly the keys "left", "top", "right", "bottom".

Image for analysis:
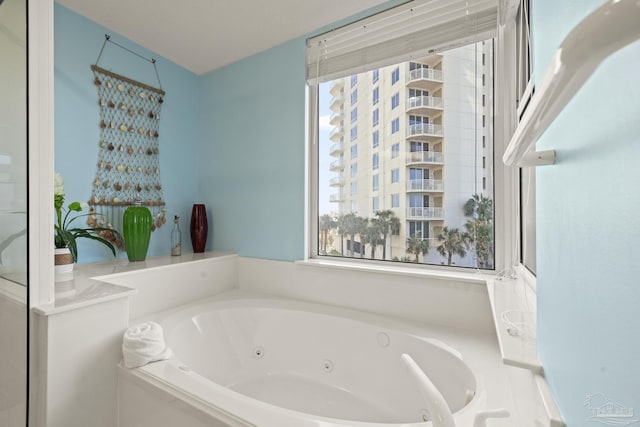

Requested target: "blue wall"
[
  {"left": 54, "top": 4, "right": 200, "bottom": 263},
  {"left": 533, "top": 0, "right": 640, "bottom": 425},
  {"left": 197, "top": 39, "right": 307, "bottom": 260},
  {"left": 55, "top": 1, "right": 404, "bottom": 263},
  {"left": 195, "top": 1, "right": 404, "bottom": 261}
]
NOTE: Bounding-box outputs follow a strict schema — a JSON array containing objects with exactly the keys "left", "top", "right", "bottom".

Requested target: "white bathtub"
[{"left": 128, "top": 291, "right": 493, "bottom": 427}]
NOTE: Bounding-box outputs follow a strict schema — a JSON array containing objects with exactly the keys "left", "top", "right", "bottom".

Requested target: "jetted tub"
[{"left": 127, "top": 291, "right": 497, "bottom": 427}]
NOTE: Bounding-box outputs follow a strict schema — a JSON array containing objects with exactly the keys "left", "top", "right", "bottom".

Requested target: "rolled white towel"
[{"left": 122, "top": 321, "right": 173, "bottom": 369}]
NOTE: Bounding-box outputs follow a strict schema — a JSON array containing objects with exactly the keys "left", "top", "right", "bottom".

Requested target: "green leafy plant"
[{"left": 54, "top": 172, "right": 121, "bottom": 262}]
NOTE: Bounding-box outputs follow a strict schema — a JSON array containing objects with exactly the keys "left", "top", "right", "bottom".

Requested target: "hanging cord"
[{"left": 94, "top": 34, "right": 163, "bottom": 90}]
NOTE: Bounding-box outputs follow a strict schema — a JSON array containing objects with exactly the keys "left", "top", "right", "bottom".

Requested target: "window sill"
[
  {"left": 486, "top": 268, "right": 542, "bottom": 373},
  {"left": 296, "top": 257, "right": 490, "bottom": 285}
]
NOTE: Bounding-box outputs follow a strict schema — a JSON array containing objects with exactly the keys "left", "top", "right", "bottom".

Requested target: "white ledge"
[
  {"left": 33, "top": 251, "right": 237, "bottom": 317},
  {"left": 296, "top": 258, "right": 490, "bottom": 285}
]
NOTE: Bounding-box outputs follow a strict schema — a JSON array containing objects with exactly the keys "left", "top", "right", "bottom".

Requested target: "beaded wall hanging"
[{"left": 88, "top": 35, "right": 167, "bottom": 250}]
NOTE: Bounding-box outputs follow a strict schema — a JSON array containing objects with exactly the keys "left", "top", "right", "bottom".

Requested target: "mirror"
[
  {"left": 0, "top": 0, "right": 28, "bottom": 425},
  {"left": 0, "top": 0, "right": 27, "bottom": 285}
]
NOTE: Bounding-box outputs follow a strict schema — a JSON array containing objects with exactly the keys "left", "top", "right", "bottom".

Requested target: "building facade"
[{"left": 324, "top": 41, "right": 494, "bottom": 267}]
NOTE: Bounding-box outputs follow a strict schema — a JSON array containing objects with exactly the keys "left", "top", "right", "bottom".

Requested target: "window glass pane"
[
  {"left": 391, "top": 93, "right": 399, "bottom": 109},
  {"left": 317, "top": 40, "right": 494, "bottom": 268}
]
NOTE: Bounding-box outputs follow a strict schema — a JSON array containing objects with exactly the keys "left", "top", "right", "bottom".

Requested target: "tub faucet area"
[
  {"left": 400, "top": 353, "right": 456, "bottom": 427},
  {"left": 400, "top": 353, "right": 510, "bottom": 427}
]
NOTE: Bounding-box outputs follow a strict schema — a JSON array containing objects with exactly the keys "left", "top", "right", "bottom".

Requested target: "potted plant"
[{"left": 54, "top": 172, "right": 121, "bottom": 272}]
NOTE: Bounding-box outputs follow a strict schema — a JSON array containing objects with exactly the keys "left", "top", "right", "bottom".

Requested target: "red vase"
[{"left": 190, "top": 204, "right": 208, "bottom": 253}]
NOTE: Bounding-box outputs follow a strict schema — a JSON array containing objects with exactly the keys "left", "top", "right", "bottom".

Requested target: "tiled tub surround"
[{"left": 34, "top": 253, "right": 560, "bottom": 427}]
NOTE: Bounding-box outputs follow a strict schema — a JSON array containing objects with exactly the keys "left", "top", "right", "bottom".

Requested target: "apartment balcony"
[
  {"left": 406, "top": 68, "right": 443, "bottom": 91},
  {"left": 407, "top": 123, "right": 443, "bottom": 141},
  {"left": 329, "top": 176, "right": 344, "bottom": 187},
  {"left": 330, "top": 80, "right": 345, "bottom": 97},
  {"left": 406, "top": 96, "right": 444, "bottom": 116},
  {"left": 329, "top": 193, "right": 344, "bottom": 203},
  {"left": 406, "top": 207, "right": 444, "bottom": 220},
  {"left": 406, "top": 151, "right": 444, "bottom": 166},
  {"left": 330, "top": 159, "right": 344, "bottom": 171},
  {"left": 329, "top": 110, "right": 344, "bottom": 125},
  {"left": 329, "top": 95, "right": 345, "bottom": 112},
  {"left": 329, "top": 142, "right": 344, "bottom": 156},
  {"left": 406, "top": 179, "right": 444, "bottom": 192},
  {"left": 329, "top": 127, "right": 344, "bottom": 142}
]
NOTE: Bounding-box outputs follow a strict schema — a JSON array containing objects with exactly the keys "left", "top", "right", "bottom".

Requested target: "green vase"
[{"left": 123, "top": 205, "right": 152, "bottom": 262}]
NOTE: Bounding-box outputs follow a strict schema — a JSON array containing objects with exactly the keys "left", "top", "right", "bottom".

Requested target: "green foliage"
[
  {"left": 463, "top": 193, "right": 494, "bottom": 268},
  {"left": 54, "top": 173, "right": 121, "bottom": 262},
  {"left": 406, "top": 235, "right": 430, "bottom": 263},
  {"left": 437, "top": 226, "right": 469, "bottom": 266},
  {"left": 373, "top": 210, "right": 400, "bottom": 260}
]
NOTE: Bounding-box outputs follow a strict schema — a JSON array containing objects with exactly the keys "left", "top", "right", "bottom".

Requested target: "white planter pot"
[{"left": 54, "top": 247, "right": 75, "bottom": 274}]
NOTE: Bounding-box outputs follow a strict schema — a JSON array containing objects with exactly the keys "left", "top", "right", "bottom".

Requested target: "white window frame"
[{"left": 306, "top": 0, "right": 518, "bottom": 275}]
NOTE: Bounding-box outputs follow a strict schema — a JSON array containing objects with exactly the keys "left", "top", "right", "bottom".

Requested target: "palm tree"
[
  {"left": 373, "top": 210, "right": 400, "bottom": 260},
  {"left": 353, "top": 216, "right": 370, "bottom": 258},
  {"left": 341, "top": 212, "right": 360, "bottom": 257},
  {"left": 319, "top": 214, "right": 336, "bottom": 254},
  {"left": 437, "top": 226, "right": 468, "bottom": 266},
  {"left": 335, "top": 214, "right": 347, "bottom": 255},
  {"left": 464, "top": 194, "right": 492, "bottom": 221},
  {"left": 465, "top": 219, "right": 493, "bottom": 268},
  {"left": 463, "top": 194, "right": 494, "bottom": 268},
  {"left": 406, "top": 235, "right": 430, "bottom": 263},
  {"left": 361, "top": 222, "right": 384, "bottom": 259}
]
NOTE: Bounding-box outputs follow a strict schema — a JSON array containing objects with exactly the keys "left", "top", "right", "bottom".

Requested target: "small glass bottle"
[{"left": 171, "top": 215, "right": 181, "bottom": 256}]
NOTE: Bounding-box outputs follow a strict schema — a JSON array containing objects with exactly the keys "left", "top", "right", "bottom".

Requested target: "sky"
[{"left": 317, "top": 81, "right": 333, "bottom": 216}]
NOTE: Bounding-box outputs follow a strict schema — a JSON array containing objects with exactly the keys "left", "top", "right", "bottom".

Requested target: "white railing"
[
  {"left": 408, "top": 68, "right": 444, "bottom": 82},
  {"left": 329, "top": 95, "right": 345, "bottom": 107},
  {"left": 329, "top": 127, "right": 344, "bottom": 140},
  {"left": 406, "top": 179, "right": 444, "bottom": 192},
  {"left": 329, "top": 142, "right": 344, "bottom": 154},
  {"left": 406, "top": 95, "right": 443, "bottom": 110},
  {"left": 406, "top": 206, "right": 444, "bottom": 219},
  {"left": 329, "top": 176, "right": 344, "bottom": 186},
  {"left": 329, "top": 159, "right": 344, "bottom": 170},
  {"left": 408, "top": 123, "right": 443, "bottom": 137},
  {"left": 329, "top": 110, "right": 344, "bottom": 124},
  {"left": 329, "top": 193, "right": 344, "bottom": 202},
  {"left": 406, "top": 151, "right": 444, "bottom": 164},
  {"left": 329, "top": 80, "right": 344, "bottom": 96}
]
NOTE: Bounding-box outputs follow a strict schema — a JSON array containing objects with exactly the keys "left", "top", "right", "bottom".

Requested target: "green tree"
[
  {"left": 341, "top": 212, "right": 361, "bottom": 257},
  {"left": 361, "top": 222, "right": 384, "bottom": 259},
  {"left": 319, "top": 214, "right": 336, "bottom": 254},
  {"left": 464, "top": 194, "right": 493, "bottom": 221},
  {"left": 463, "top": 194, "right": 494, "bottom": 268},
  {"left": 437, "top": 226, "right": 468, "bottom": 266},
  {"left": 335, "top": 214, "right": 347, "bottom": 255},
  {"left": 373, "top": 210, "right": 400, "bottom": 260},
  {"left": 353, "top": 216, "right": 370, "bottom": 258},
  {"left": 406, "top": 235, "right": 430, "bottom": 263}
]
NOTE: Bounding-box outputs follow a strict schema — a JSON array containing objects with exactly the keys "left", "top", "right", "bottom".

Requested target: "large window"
[{"left": 310, "top": 0, "right": 497, "bottom": 268}]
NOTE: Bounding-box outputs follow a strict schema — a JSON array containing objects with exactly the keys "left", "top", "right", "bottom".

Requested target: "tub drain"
[
  {"left": 322, "top": 359, "right": 334, "bottom": 373},
  {"left": 253, "top": 346, "right": 265, "bottom": 359}
]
